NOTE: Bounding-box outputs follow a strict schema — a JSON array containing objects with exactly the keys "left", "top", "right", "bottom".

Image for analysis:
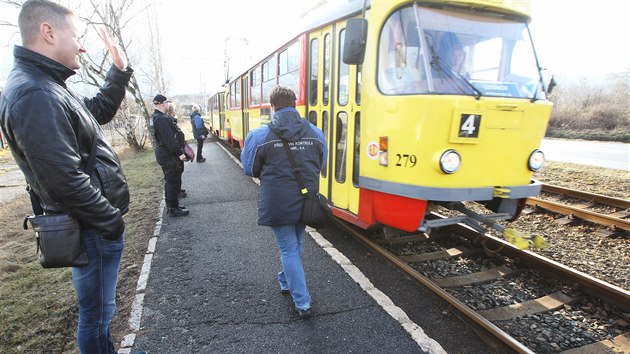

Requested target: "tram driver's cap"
[{"left": 153, "top": 94, "right": 170, "bottom": 104}]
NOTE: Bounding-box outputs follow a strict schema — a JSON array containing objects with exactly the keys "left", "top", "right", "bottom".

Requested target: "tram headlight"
[
  {"left": 528, "top": 149, "right": 545, "bottom": 171},
  {"left": 439, "top": 149, "right": 461, "bottom": 174}
]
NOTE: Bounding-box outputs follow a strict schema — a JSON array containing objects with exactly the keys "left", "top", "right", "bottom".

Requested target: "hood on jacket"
[{"left": 268, "top": 107, "right": 310, "bottom": 142}]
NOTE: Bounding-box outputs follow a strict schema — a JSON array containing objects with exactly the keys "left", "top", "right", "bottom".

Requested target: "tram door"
[
  {"left": 308, "top": 26, "right": 333, "bottom": 203},
  {"left": 329, "top": 21, "right": 360, "bottom": 212},
  {"left": 308, "top": 23, "right": 360, "bottom": 212},
  {"left": 218, "top": 93, "right": 226, "bottom": 138},
  {"left": 241, "top": 75, "right": 250, "bottom": 141}
]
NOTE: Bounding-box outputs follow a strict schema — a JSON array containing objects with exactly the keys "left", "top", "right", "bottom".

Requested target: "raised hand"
[{"left": 99, "top": 27, "right": 128, "bottom": 71}]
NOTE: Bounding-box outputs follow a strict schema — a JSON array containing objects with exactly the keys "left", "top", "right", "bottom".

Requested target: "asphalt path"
[
  {"left": 541, "top": 138, "right": 629, "bottom": 171},
  {"left": 123, "top": 140, "right": 488, "bottom": 353}
]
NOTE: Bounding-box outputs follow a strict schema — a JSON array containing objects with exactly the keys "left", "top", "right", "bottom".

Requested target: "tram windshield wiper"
[
  {"left": 452, "top": 70, "right": 482, "bottom": 100},
  {"left": 430, "top": 56, "right": 482, "bottom": 99}
]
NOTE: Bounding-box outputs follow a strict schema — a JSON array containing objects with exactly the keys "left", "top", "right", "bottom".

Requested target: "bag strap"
[
  {"left": 27, "top": 135, "right": 98, "bottom": 216},
  {"left": 280, "top": 137, "right": 308, "bottom": 197}
]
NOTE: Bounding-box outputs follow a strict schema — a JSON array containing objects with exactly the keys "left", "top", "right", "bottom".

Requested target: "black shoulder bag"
[
  {"left": 280, "top": 138, "right": 332, "bottom": 229},
  {"left": 22, "top": 139, "right": 97, "bottom": 268}
]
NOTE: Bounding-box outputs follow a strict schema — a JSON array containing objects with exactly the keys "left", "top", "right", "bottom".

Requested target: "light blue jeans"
[
  {"left": 71, "top": 229, "right": 124, "bottom": 354},
  {"left": 271, "top": 224, "right": 311, "bottom": 311}
]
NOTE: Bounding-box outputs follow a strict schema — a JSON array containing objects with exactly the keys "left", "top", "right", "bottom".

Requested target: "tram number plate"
[
  {"left": 459, "top": 114, "right": 481, "bottom": 138},
  {"left": 395, "top": 154, "right": 417, "bottom": 167}
]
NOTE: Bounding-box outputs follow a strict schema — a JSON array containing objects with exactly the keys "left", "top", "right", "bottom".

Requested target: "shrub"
[{"left": 548, "top": 71, "right": 630, "bottom": 140}]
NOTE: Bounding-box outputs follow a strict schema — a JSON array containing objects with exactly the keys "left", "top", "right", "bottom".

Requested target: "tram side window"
[
  {"left": 337, "top": 29, "right": 349, "bottom": 106},
  {"left": 308, "top": 111, "right": 317, "bottom": 126},
  {"left": 352, "top": 112, "right": 360, "bottom": 187},
  {"left": 309, "top": 38, "right": 319, "bottom": 106},
  {"left": 230, "top": 83, "right": 234, "bottom": 107},
  {"left": 323, "top": 33, "right": 331, "bottom": 106},
  {"left": 335, "top": 112, "right": 348, "bottom": 183},
  {"left": 251, "top": 66, "right": 261, "bottom": 106},
  {"left": 321, "top": 111, "right": 328, "bottom": 178},
  {"left": 279, "top": 41, "right": 300, "bottom": 98},
  {"left": 235, "top": 80, "right": 241, "bottom": 108},
  {"left": 230, "top": 82, "right": 238, "bottom": 108},
  {"left": 356, "top": 65, "right": 362, "bottom": 105},
  {"left": 262, "top": 56, "right": 277, "bottom": 104},
  {"left": 378, "top": 7, "right": 428, "bottom": 95}
]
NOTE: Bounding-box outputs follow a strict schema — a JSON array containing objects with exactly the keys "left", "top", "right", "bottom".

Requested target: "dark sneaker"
[
  {"left": 167, "top": 206, "right": 189, "bottom": 217},
  {"left": 280, "top": 288, "right": 290, "bottom": 295},
  {"left": 296, "top": 308, "right": 312, "bottom": 319},
  {"left": 197, "top": 158, "right": 206, "bottom": 163}
]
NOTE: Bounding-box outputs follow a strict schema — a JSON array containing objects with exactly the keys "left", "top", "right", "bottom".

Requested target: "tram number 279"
[{"left": 395, "top": 154, "right": 417, "bottom": 167}]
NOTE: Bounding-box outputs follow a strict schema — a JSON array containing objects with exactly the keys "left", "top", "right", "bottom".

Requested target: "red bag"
[{"left": 183, "top": 143, "right": 195, "bottom": 162}]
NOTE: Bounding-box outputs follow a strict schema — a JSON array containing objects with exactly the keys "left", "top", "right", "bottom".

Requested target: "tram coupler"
[{"left": 440, "top": 202, "right": 547, "bottom": 250}]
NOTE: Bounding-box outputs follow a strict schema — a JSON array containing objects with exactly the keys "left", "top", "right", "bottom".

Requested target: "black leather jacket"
[{"left": 0, "top": 46, "right": 133, "bottom": 239}]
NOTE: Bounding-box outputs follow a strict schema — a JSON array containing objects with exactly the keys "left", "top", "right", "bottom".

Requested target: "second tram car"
[{"left": 212, "top": 0, "right": 553, "bottom": 246}]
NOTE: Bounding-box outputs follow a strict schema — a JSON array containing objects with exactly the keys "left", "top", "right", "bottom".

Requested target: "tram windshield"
[{"left": 378, "top": 5, "right": 546, "bottom": 99}]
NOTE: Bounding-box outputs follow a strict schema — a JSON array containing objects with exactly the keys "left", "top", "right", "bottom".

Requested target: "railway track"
[
  {"left": 333, "top": 216, "right": 630, "bottom": 353},
  {"left": 217, "top": 137, "right": 629, "bottom": 352},
  {"left": 526, "top": 184, "right": 630, "bottom": 232}
]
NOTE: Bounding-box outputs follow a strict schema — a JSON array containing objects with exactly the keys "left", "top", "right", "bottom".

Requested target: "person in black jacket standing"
[
  {"left": 152, "top": 94, "right": 189, "bottom": 217},
  {"left": 0, "top": 0, "right": 133, "bottom": 352}
]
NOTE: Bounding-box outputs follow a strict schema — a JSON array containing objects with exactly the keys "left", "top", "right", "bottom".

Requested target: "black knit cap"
[{"left": 153, "top": 94, "right": 170, "bottom": 104}]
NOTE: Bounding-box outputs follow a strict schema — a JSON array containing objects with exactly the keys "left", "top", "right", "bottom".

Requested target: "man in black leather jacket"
[{"left": 0, "top": 1, "right": 133, "bottom": 352}]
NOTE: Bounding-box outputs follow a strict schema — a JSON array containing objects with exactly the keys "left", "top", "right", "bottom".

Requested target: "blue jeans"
[
  {"left": 271, "top": 224, "right": 311, "bottom": 310},
  {"left": 72, "top": 229, "right": 124, "bottom": 354}
]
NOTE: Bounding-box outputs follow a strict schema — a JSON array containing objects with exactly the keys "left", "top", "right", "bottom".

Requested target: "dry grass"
[
  {"left": 0, "top": 146, "right": 163, "bottom": 353},
  {"left": 534, "top": 161, "right": 630, "bottom": 199},
  {"left": 548, "top": 72, "right": 630, "bottom": 142}
]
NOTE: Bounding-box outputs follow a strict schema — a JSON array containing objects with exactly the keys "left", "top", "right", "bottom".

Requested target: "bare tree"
[
  {"left": 143, "top": 3, "right": 167, "bottom": 95},
  {"left": 109, "top": 97, "right": 148, "bottom": 149},
  {"left": 1, "top": 0, "right": 164, "bottom": 150},
  {"left": 78, "top": 0, "right": 159, "bottom": 150}
]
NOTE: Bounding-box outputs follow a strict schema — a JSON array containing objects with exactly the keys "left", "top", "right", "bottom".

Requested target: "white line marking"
[
  {"left": 308, "top": 228, "right": 446, "bottom": 353},
  {"left": 136, "top": 253, "right": 153, "bottom": 292},
  {"left": 128, "top": 293, "right": 145, "bottom": 331},
  {"left": 119, "top": 140, "right": 446, "bottom": 353},
  {"left": 118, "top": 197, "right": 165, "bottom": 352}
]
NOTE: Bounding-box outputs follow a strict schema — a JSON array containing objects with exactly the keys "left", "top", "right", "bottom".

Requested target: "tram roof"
[{"left": 297, "top": 0, "right": 368, "bottom": 34}]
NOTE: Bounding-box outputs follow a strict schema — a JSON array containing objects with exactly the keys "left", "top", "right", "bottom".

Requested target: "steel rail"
[
  {"left": 541, "top": 184, "right": 630, "bottom": 210},
  {"left": 526, "top": 196, "right": 630, "bottom": 231},
  {"left": 332, "top": 218, "right": 536, "bottom": 354},
  {"left": 434, "top": 214, "right": 630, "bottom": 313},
  {"left": 332, "top": 214, "right": 630, "bottom": 353}
]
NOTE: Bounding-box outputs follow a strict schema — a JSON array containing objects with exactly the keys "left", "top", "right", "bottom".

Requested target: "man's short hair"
[
  {"left": 18, "top": 0, "right": 74, "bottom": 47},
  {"left": 269, "top": 85, "right": 296, "bottom": 109}
]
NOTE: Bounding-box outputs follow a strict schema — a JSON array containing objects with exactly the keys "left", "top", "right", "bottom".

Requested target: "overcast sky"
[{"left": 1, "top": 0, "right": 629, "bottom": 96}]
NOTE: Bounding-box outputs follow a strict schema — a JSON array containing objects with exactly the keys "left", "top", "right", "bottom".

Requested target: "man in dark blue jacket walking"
[
  {"left": 241, "top": 85, "right": 326, "bottom": 318},
  {"left": 189, "top": 104, "right": 207, "bottom": 162}
]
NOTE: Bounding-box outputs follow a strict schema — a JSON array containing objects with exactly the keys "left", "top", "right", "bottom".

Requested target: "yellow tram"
[
  {"left": 208, "top": 88, "right": 229, "bottom": 142},
  {"left": 215, "top": 0, "right": 553, "bottom": 244}
]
